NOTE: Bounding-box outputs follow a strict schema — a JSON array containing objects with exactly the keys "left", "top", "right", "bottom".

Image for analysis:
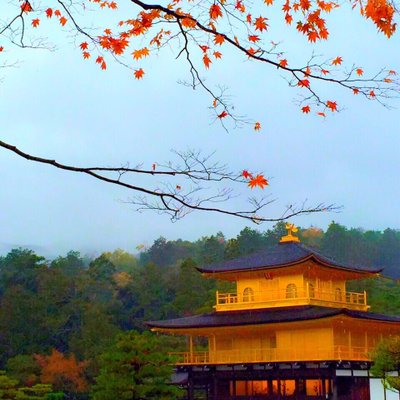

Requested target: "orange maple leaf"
[
  {"left": 31, "top": 18, "right": 40, "bottom": 28},
  {"left": 326, "top": 100, "right": 337, "bottom": 111},
  {"left": 248, "top": 35, "right": 260, "bottom": 43},
  {"left": 21, "top": 1, "right": 32, "bottom": 13},
  {"left": 203, "top": 54, "right": 212, "bottom": 69},
  {"left": 317, "top": 112, "right": 326, "bottom": 117},
  {"left": 369, "top": 90, "right": 375, "bottom": 97},
  {"left": 96, "top": 56, "right": 107, "bottom": 70},
  {"left": 321, "top": 69, "right": 329, "bottom": 75},
  {"left": 254, "top": 122, "right": 261, "bottom": 131},
  {"left": 45, "top": 8, "right": 53, "bottom": 18},
  {"left": 209, "top": 4, "right": 223, "bottom": 19},
  {"left": 384, "top": 78, "right": 392, "bottom": 83},
  {"left": 331, "top": 56, "right": 342, "bottom": 65},
  {"left": 308, "top": 31, "right": 319, "bottom": 42},
  {"left": 356, "top": 68, "right": 363, "bottom": 76},
  {"left": 176, "top": 185, "right": 182, "bottom": 190},
  {"left": 254, "top": 16, "right": 268, "bottom": 31},
  {"left": 297, "top": 79, "right": 310, "bottom": 88},
  {"left": 213, "top": 34, "right": 225, "bottom": 45},
  {"left": 132, "top": 47, "right": 150, "bottom": 60},
  {"left": 213, "top": 51, "right": 222, "bottom": 59},
  {"left": 248, "top": 174, "right": 269, "bottom": 189},
  {"left": 181, "top": 17, "right": 196, "bottom": 28},
  {"left": 218, "top": 111, "right": 228, "bottom": 118},
  {"left": 80, "top": 42, "right": 89, "bottom": 51},
  {"left": 134, "top": 68, "right": 145, "bottom": 79},
  {"left": 279, "top": 59, "right": 288, "bottom": 68},
  {"left": 301, "top": 105, "right": 311, "bottom": 113},
  {"left": 388, "top": 70, "right": 396, "bottom": 75},
  {"left": 0, "top": 46, "right": 4, "bottom": 52},
  {"left": 59, "top": 16, "right": 68, "bottom": 26},
  {"left": 235, "top": 1, "right": 246, "bottom": 12},
  {"left": 352, "top": 88, "right": 359, "bottom": 95},
  {"left": 242, "top": 170, "right": 253, "bottom": 179},
  {"left": 54, "top": 9, "right": 61, "bottom": 17},
  {"left": 83, "top": 51, "right": 90, "bottom": 59}
]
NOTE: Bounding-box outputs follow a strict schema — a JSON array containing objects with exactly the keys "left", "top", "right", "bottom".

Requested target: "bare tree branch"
[{"left": 0, "top": 139, "right": 340, "bottom": 223}]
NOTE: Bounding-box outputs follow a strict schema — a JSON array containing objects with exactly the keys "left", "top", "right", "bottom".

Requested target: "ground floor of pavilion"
[{"left": 173, "top": 361, "right": 399, "bottom": 400}]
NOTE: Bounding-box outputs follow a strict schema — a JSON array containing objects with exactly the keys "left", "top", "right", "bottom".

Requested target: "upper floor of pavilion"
[{"left": 197, "top": 224, "right": 381, "bottom": 312}]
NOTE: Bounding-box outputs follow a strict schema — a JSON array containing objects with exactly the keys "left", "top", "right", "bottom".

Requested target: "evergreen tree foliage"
[
  {"left": 371, "top": 337, "right": 400, "bottom": 392},
  {"left": 90, "top": 331, "right": 182, "bottom": 400}
]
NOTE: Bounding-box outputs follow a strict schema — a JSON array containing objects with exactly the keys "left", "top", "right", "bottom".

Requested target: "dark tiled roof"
[
  {"left": 196, "top": 242, "right": 382, "bottom": 274},
  {"left": 146, "top": 306, "right": 400, "bottom": 330}
]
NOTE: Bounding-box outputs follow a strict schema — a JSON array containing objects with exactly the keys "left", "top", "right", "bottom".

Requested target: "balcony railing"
[
  {"left": 215, "top": 288, "right": 368, "bottom": 311},
  {"left": 171, "top": 345, "right": 373, "bottom": 365}
]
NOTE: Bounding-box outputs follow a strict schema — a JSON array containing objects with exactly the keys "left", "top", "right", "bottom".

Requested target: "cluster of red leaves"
[
  {"left": 242, "top": 170, "right": 269, "bottom": 189},
  {"left": 15, "top": 0, "right": 398, "bottom": 122},
  {"left": 364, "top": 0, "right": 396, "bottom": 37}
]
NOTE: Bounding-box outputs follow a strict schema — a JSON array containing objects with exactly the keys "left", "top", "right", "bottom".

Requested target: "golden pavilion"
[{"left": 147, "top": 225, "right": 400, "bottom": 399}]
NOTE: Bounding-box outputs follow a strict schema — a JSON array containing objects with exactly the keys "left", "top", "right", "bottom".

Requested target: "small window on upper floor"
[
  {"left": 286, "top": 284, "right": 297, "bottom": 299},
  {"left": 335, "top": 288, "right": 342, "bottom": 302},
  {"left": 243, "top": 287, "right": 254, "bottom": 302}
]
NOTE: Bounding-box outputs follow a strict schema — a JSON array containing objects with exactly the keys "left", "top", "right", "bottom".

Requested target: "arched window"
[
  {"left": 286, "top": 284, "right": 297, "bottom": 299},
  {"left": 243, "top": 287, "right": 254, "bottom": 302},
  {"left": 335, "top": 288, "right": 342, "bottom": 302},
  {"left": 308, "top": 283, "right": 315, "bottom": 298}
]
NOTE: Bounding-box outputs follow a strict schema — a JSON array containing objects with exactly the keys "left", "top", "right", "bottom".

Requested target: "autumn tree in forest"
[
  {"left": 0, "top": 0, "right": 398, "bottom": 222},
  {"left": 35, "top": 350, "right": 88, "bottom": 397}
]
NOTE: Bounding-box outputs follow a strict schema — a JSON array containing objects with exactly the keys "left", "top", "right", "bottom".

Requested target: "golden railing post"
[
  {"left": 216, "top": 290, "right": 219, "bottom": 306},
  {"left": 364, "top": 290, "right": 367, "bottom": 305}
]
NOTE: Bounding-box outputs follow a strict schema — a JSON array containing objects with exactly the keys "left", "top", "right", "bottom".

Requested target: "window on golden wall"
[
  {"left": 286, "top": 284, "right": 297, "bottom": 299},
  {"left": 308, "top": 283, "right": 315, "bottom": 298},
  {"left": 335, "top": 288, "right": 342, "bottom": 302},
  {"left": 243, "top": 287, "right": 254, "bottom": 302}
]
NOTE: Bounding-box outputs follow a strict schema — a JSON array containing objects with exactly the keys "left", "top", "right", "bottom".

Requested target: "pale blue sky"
[{"left": 0, "top": 2, "right": 399, "bottom": 257}]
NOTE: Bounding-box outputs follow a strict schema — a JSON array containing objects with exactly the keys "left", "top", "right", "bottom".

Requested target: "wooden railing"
[
  {"left": 215, "top": 288, "right": 368, "bottom": 311},
  {"left": 170, "top": 345, "right": 373, "bottom": 365}
]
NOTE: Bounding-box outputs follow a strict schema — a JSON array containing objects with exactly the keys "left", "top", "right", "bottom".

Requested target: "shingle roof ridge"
[
  {"left": 196, "top": 241, "right": 381, "bottom": 274},
  {"left": 146, "top": 305, "right": 400, "bottom": 329}
]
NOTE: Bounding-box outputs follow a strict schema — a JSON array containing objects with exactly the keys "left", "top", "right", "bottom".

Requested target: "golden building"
[{"left": 148, "top": 227, "right": 400, "bottom": 399}]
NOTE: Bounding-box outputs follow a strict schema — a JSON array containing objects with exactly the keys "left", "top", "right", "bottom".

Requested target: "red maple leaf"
[
  {"left": 331, "top": 56, "right": 342, "bottom": 65},
  {"left": 326, "top": 100, "right": 337, "bottom": 111},
  {"left": 134, "top": 68, "right": 145, "bottom": 79},
  {"left": 31, "top": 19, "right": 40, "bottom": 28},
  {"left": 209, "top": 4, "right": 223, "bottom": 19},
  {"left": 242, "top": 170, "right": 253, "bottom": 179},
  {"left": 254, "top": 16, "right": 268, "bottom": 31},
  {"left": 248, "top": 174, "right": 269, "bottom": 189}
]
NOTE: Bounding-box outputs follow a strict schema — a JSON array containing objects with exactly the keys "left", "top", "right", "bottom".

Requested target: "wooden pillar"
[
  {"left": 212, "top": 373, "right": 218, "bottom": 400},
  {"left": 189, "top": 335, "right": 193, "bottom": 363},
  {"left": 188, "top": 374, "right": 194, "bottom": 400},
  {"left": 332, "top": 375, "right": 338, "bottom": 400}
]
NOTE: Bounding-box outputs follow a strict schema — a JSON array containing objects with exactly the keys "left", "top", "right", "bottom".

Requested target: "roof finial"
[{"left": 280, "top": 223, "right": 300, "bottom": 243}]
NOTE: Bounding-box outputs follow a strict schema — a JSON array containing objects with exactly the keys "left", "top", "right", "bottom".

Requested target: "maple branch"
[{"left": 0, "top": 139, "right": 338, "bottom": 223}]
